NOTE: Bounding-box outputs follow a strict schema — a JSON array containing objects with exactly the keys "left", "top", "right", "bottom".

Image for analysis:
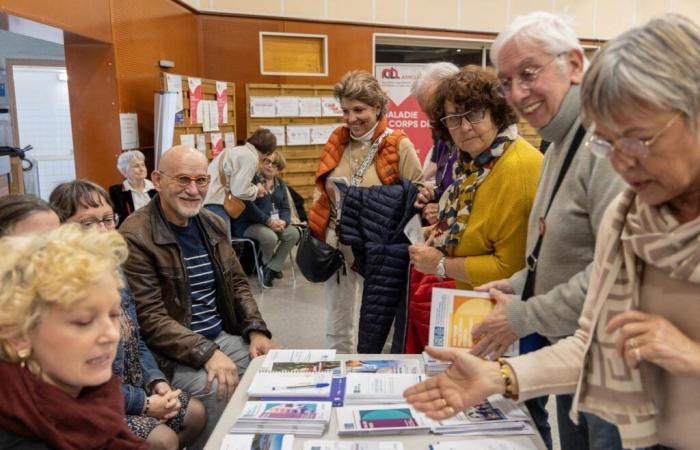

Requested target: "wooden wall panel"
[
  {"left": 64, "top": 33, "right": 122, "bottom": 188},
  {"left": 0, "top": 0, "right": 113, "bottom": 43},
  {"left": 110, "top": 0, "right": 202, "bottom": 182}
]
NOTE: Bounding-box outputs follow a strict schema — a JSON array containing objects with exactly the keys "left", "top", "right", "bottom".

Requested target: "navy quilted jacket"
[{"left": 338, "top": 179, "right": 419, "bottom": 353}]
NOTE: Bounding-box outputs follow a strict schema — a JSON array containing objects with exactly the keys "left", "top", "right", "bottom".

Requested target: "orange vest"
[{"left": 308, "top": 117, "right": 406, "bottom": 240}]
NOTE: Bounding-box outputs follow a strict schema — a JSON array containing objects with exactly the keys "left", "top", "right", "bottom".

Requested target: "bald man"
[{"left": 120, "top": 146, "right": 277, "bottom": 449}]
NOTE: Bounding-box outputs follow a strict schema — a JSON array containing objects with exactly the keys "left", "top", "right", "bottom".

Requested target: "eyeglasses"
[
  {"left": 440, "top": 109, "right": 487, "bottom": 129},
  {"left": 263, "top": 158, "right": 279, "bottom": 168},
  {"left": 159, "top": 172, "right": 211, "bottom": 187},
  {"left": 586, "top": 113, "right": 680, "bottom": 159},
  {"left": 496, "top": 53, "right": 565, "bottom": 96},
  {"left": 78, "top": 213, "right": 119, "bottom": 229}
]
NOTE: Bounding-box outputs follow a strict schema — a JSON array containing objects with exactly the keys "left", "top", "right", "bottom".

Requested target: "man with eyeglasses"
[
  {"left": 468, "top": 12, "right": 626, "bottom": 450},
  {"left": 120, "top": 145, "right": 278, "bottom": 450}
]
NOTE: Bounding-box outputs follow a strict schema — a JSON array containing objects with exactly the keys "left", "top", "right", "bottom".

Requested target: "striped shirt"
[{"left": 171, "top": 220, "right": 223, "bottom": 340}]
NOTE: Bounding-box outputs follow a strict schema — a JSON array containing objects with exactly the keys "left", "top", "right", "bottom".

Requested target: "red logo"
[{"left": 381, "top": 67, "right": 399, "bottom": 79}]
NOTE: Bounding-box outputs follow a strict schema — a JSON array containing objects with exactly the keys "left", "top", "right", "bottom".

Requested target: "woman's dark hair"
[
  {"left": 429, "top": 65, "right": 518, "bottom": 143},
  {"left": 247, "top": 129, "right": 277, "bottom": 155},
  {"left": 0, "top": 194, "right": 55, "bottom": 236},
  {"left": 49, "top": 179, "right": 113, "bottom": 222}
]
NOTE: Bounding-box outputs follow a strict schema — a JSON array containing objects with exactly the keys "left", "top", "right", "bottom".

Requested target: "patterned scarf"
[
  {"left": 433, "top": 125, "right": 519, "bottom": 255},
  {"left": 572, "top": 188, "right": 700, "bottom": 449}
]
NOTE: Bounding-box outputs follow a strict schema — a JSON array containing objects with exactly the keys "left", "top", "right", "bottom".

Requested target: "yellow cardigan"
[{"left": 453, "top": 136, "right": 543, "bottom": 290}]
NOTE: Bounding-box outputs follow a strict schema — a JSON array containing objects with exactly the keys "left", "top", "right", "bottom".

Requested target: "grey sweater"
[{"left": 506, "top": 85, "right": 626, "bottom": 340}]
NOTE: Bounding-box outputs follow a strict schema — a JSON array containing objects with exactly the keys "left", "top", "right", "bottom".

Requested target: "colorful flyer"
[
  {"left": 165, "top": 73, "right": 184, "bottom": 124},
  {"left": 216, "top": 81, "right": 228, "bottom": 124},
  {"left": 188, "top": 77, "right": 203, "bottom": 124},
  {"left": 210, "top": 132, "right": 224, "bottom": 157}
]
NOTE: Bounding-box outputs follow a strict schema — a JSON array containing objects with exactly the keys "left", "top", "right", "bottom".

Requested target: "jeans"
[
  {"left": 525, "top": 395, "right": 552, "bottom": 450},
  {"left": 203, "top": 204, "right": 232, "bottom": 241},
  {"left": 171, "top": 331, "right": 250, "bottom": 450},
  {"left": 556, "top": 394, "right": 623, "bottom": 450}
]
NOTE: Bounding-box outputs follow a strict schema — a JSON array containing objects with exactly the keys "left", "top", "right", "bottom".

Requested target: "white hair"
[
  {"left": 411, "top": 62, "right": 459, "bottom": 100},
  {"left": 582, "top": 13, "right": 700, "bottom": 132},
  {"left": 116, "top": 150, "right": 145, "bottom": 175},
  {"left": 490, "top": 12, "right": 584, "bottom": 70}
]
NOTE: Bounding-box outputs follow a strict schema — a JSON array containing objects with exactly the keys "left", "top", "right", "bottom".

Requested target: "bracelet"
[
  {"left": 497, "top": 357, "right": 516, "bottom": 399},
  {"left": 143, "top": 397, "right": 150, "bottom": 415}
]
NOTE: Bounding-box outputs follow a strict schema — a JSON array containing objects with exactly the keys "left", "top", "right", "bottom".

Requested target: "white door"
[{"left": 12, "top": 65, "right": 75, "bottom": 199}]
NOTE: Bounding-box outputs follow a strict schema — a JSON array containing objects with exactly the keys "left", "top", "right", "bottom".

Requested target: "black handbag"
[{"left": 295, "top": 227, "right": 345, "bottom": 283}]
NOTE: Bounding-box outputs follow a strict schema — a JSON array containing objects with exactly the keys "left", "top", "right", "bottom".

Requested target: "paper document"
[
  {"left": 276, "top": 96, "right": 300, "bottom": 117},
  {"left": 299, "top": 97, "right": 322, "bottom": 117},
  {"left": 250, "top": 96, "right": 277, "bottom": 117},
  {"left": 304, "top": 440, "right": 404, "bottom": 450},
  {"left": 220, "top": 434, "right": 294, "bottom": 450},
  {"left": 403, "top": 214, "right": 425, "bottom": 245},
  {"left": 262, "top": 349, "right": 336, "bottom": 370},
  {"left": 429, "top": 436, "right": 538, "bottom": 450}
]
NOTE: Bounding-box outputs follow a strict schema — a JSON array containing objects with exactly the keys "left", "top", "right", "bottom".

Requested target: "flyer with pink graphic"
[
  {"left": 216, "top": 81, "right": 228, "bottom": 124},
  {"left": 188, "top": 77, "right": 203, "bottom": 124},
  {"left": 210, "top": 132, "right": 224, "bottom": 157}
]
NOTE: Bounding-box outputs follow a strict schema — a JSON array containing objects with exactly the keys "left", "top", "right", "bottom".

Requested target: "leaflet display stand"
[
  {"left": 246, "top": 83, "right": 342, "bottom": 208},
  {"left": 160, "top": 73, "right": 236, "bottom": 160}
]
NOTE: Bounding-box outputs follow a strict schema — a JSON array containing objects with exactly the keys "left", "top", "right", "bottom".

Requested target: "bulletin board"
[
  {"left": 160, "top": 73, "right": 236, "bottom": 160},
  {"left": 246, "top": 83, "right": 344, "bottom": 207}
]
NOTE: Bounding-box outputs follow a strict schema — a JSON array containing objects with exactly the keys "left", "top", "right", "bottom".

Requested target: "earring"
[{"left": 17, "top": 348, "right": 31, "bottom": 369}]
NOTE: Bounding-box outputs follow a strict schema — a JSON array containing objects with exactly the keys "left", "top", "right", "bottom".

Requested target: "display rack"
[
  {"left": 246, "top": 83, "right": 343, "bottom": 207},
  {"left": 160, "top": 73, "right": 236, "bottom": 160}
]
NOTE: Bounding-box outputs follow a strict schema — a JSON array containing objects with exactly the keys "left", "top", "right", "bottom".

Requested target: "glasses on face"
[
  {"left": 159, "top": 172, "right": 211, "bottom": 187},
  {"left": 586, "top": 113, "right": 680, "bottom": 159},
  {"left": 263, "top": 158, "right": 279, "bottom": 168},
  {"left": 440, "top": 109, "right": 487, "bottom": 129},
  {"left": 78, "top": 213, "right": 119, "bottom": 229},
  {"left": 496, "top": 53, "right": 565, "bottom": 96}
]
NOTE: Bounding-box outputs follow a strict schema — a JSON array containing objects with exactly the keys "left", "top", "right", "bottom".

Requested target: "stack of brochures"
[
  {"left": 261, "top": 349, "right": 337, "bottom": 370},
  {"left": 430, "top": 395, "right": 534, "bottom": 436},
  {"left": 345, "top": 359, "right": 422, "bottom": 374},
  {"left": 303, "top": 440, "right": 405, "bottom": 450},
  {"left": 230, "top": 401, "right": 333, "bottom": 437},
  {"left": 422, "top": 351, "right": 451, "bottom": 376},
  {"left": 335, "top": 404, "right": 432, "bottom": 436},
  {"left": 247, "top": 368, "right": 334, "bottom": 398},
  {"left": 344, "top": 373, "right": 425, "bottom": 405},
  {"left": 219, "top": 433, "right": 294, "bottom": 450},
  {"left": 429, "top": 437, "right": 539, "bottom": 450}
]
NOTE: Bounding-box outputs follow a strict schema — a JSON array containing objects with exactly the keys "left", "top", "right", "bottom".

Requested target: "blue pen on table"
[{"left": 272, "top": 383, "right": 331, "bottom": 390}]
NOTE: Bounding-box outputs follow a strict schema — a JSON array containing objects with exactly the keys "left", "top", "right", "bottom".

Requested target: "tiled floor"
[{"left": 249, "top": 257, "right": 560, "bottom": 450}]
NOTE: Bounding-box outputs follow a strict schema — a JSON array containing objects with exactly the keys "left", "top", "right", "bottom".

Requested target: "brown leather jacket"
[{"left": 120, "top": 195, "right": 271, "bottom": 377}]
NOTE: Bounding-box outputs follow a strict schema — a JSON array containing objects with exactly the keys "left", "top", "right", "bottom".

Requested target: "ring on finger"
[
  {"left": 444, "top": 405, "right": 455, "bottom": 416},
  {"left": 628, "top": 337, "right": 638, "bottom": 349},
  {"left": 439, "top": 398, "right": 448, "bottom": 408},
  {"left": 634, "top": 347, "right": 641, "bottom": 363}
]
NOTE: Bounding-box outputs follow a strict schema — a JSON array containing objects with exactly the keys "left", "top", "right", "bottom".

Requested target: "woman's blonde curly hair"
[{"left": 0, "top": 224, "right": 128, "bottom": 363}]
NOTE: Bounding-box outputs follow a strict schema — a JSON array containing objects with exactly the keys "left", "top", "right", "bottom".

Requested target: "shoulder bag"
[{"left": 218, "top": 150, "right": 246, "bottom": 219}]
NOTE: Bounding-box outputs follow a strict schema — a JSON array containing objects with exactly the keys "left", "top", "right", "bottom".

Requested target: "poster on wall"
[
  {"left": 375, "top": 63, "right": 432, "bottom": 164},
  {"left": 188, "top": 77, "right": 204, "bottom": 124},
  {"left": 215, "top": 81, "right": 228, "bottom": 124},
  {"left": 211, "top": 132, "right": 224, "bottom": 157}
]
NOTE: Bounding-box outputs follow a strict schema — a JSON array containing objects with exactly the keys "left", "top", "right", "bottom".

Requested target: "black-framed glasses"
[
  {"left": 78, "top": 213, "right": 119, "bottom": 229},
  {"left": 496, "top": 53, "right": 565, "bottom": 95},
  {"left": 440, "top": 109, "right": 487, "bottom": 129},
  {"left": 586, "top": 113, "right": 680, "bottom": 159},
  {"left": 159, "top": 172, "right": 211, "bottom": 187}
]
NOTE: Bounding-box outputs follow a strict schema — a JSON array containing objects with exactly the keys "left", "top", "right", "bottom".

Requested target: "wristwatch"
[{"left": 436, "top": 256, "right": 446, "bottom": 278}]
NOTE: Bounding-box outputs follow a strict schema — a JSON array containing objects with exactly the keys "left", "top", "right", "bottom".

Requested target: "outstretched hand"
[{"left": 403, "top": 346, "right": 505, "bottom": 420}]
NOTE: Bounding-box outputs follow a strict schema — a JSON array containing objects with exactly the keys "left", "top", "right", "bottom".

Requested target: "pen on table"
[{"left": 273, "top": 383, "right": 330, "bottom": 390}]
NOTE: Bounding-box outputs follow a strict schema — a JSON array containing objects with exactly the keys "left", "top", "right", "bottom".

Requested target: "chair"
[{"left": 231, "top": 237, "right": 264, "bottom": 288}]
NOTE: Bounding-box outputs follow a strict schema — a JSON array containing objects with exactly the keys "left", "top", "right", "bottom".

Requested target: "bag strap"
[
  {"left": 522, "top": 124, "right": 586, "bottom": 300},
  {"left": 351, "top": 128, "right": 392, "bottom": 186},
  {"left": 217, "top": 150, "right": 232, "bottom": 195}
]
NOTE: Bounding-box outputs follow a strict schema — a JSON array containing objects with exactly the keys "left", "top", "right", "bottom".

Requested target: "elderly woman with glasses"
[
  {"left": 409, "top": 65, "right": 542, "bottom": 293},
  {"left": 232, "top": 150, "right": 301, "bottom": 288},
  {"left": 405, "top": 14, "right": 700, "bottom": 450},
  {"left": 109, "top": 150, "right": 157, "bottom": 227},
  {"left": 49, "top": 180, "right": 206, "bottom": 450}
]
